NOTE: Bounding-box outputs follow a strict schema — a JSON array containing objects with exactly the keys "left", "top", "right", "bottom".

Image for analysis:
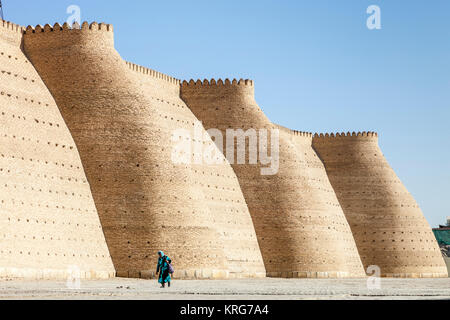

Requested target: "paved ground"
[{"left": 0, "top": 278, "right": 449, "bottom": 300}]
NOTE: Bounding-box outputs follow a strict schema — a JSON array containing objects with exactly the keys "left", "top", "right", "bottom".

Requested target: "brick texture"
[
  {"left": 181, "top": 79, "right": 366, "bottom": 278},
  {"left": 0, "top": 20, "right": 115, "bottom": 280},
  {"left": 0, "top": 19, "right": 445, "bottom": 279},
  {"left": 313, "top": 132, "right": 448, "bottom": 278},
  {"left": 22, "top": 22, "right": 265, "bottom": 279}
]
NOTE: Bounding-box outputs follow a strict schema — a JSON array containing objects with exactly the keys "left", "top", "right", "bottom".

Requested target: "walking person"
[{"left": 156, "top": 251, "right": 173, "bottom": 288}]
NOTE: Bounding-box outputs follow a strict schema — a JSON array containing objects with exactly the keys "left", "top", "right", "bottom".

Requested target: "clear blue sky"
[{"left": 4, "top": 0, "right": 450, "bottom": 227}]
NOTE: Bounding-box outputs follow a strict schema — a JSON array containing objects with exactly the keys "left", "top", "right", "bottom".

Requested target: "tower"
[
  {"left": 313, "top": 132, "right": 448, "bottom": 277},
  {"left": 22, "top": 22, "right": 266, "bottom": 279},
  {"left": 181, "top": 79, "right": 366, "bottom": 278}
]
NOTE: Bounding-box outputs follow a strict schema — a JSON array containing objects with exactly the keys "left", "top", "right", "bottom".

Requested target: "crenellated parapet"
[
  {"left": 313, "top": 131, "right": 378, "bottom": 141},
  {"left": 126, "top": 61, "right": 181, "bottom": 85},
  {"left": 23, "top": 21, "right": 114, "bottom": 50},
  {"left": 181, "top": 78, "right": 255, "bottom": 102},
  {"left": 0, "top": 19, "right": 25, "bottom": 45},
  {"left": 313, "top": 132, "right": 379, "bottom": 149},
  {"left": 182, "top": 78, "right": 254, "bottom": 87},
  {"left": 24, "top": 21, "right": 113, "bottom": 34},
  {"left": 288, "top": 130, "right": 314, "bottom": 145},
  {"left": 1, "top": 19, "right": 24, "bottom": 33},
  {"left": 312, "top": 131, "right": 383, "bottom": 171},
  {"left": 274, "top": 124, "right": 313, "bottom": 144},
  {"left": 292, "top": 130, "right": 313, "bottom": 138}
]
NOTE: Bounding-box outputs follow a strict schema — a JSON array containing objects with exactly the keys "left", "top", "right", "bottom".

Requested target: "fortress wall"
[
  {"left": 181, "top": 79, "right": 366, "bottom": 278},
  {"left": 23, "top": 22, "right": 265, "bottom": 279},
  {"left": 0, "top": 20, "right": 23, "bottom": 46},
  {"left": 278, "top": 127, "right": 365, "bottom": 276},
  {"left": 124, "top": 62, "right": 266, "bottom": 277},
  {"left": 313, "top": 132, "right": 448, "bottom": 278},
  {"left": 0, "top": 20, "right": 115, "bottom": 279},
  {"left": 125, "top": 62, "right": 181, "bottom": 100}
]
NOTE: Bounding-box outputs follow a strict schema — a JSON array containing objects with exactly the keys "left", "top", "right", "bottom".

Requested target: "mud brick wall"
[
  {"left": 128, "top": 63, "right": 265, "bottom": 278},
  {"left": 23, "top": 22, "right": 265, "bottom": 279},
  {"left": 313, "top": 132, "right": 448, "bottom": 278},
  {"left": 0, "top": 20, "right": 115, "bottom": 280},
  {"left": 181, "top": 79, "right": 365, "bottom": 278}
]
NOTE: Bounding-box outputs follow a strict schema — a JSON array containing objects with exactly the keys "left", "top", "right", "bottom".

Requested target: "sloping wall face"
[
  {"left": 181, "top": 80, "right": 365, "bottom": 278},
  {"left": 127, "top": 64, "right": 265, "bottom": 277},
  {"left": 23, "top": 22, "right": 265, "bottom": 279},
  {"left": 0, "top": 21, "right": 115, "bottom": 279},
  {"left": 313, "top": 133, "right": 448, "bottom": 278},
  {"left": 280, "top": 127, "right": 365, "bottom": 276}
]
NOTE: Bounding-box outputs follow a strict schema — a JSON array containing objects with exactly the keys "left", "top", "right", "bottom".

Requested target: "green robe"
[{"left": 157, "top": 254, "right": 172, "bottom": 284}]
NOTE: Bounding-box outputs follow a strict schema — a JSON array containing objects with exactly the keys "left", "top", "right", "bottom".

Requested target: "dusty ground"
[{"left": 0, "top": 278, "right": 449, "bottom": 300}]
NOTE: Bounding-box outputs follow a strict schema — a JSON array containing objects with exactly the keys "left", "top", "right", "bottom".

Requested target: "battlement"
[
  {"left": 292, "top": 130, "right": 313, "bottom": 138},
  {"left": 181, "top": 78, "right": 255, "bottom": 101},
  {"left": 0, "top": 19, "right": 25, "bottom": 45},
  {"left": 275, "top": 124, "right": 313, "bottom": 140},
  {"left": 1, "top": 19, "right": 25, "bottom": 34},
  {"left": 182, "top": 78, "right": 254, "bottom": 88},
  {"left": 313, "top": 131, "right": 379, "bottom": 144},
  {"left": 126, "top": 61, "right": 181, "bottom": 85},
  {"left": 23, "top": 21, "right": 114, "bottom": 51},
  {"left": 287, "top": 130, "right": 313, "bottom": 145},
  {"left": 23, "top": 21, "right": 113, "bottom": 34}
]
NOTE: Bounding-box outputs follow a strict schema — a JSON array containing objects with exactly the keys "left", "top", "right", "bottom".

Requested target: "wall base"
[
  {"left": 116, "top": 270, "right": 267, "bottom": 280},
  {"left": 266, "top": 271, "right": 365, "bottom": 279},
  {"left": 382, "top": 273, "right": 449, "bottom": 278},
  {"left": 0, "top": 267, "right": 115, "bottom": 280}
]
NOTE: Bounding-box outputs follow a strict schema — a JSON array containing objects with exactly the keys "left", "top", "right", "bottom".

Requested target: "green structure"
[{"left": 433, "top": 228, "right": 450, "bottom": 246}]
